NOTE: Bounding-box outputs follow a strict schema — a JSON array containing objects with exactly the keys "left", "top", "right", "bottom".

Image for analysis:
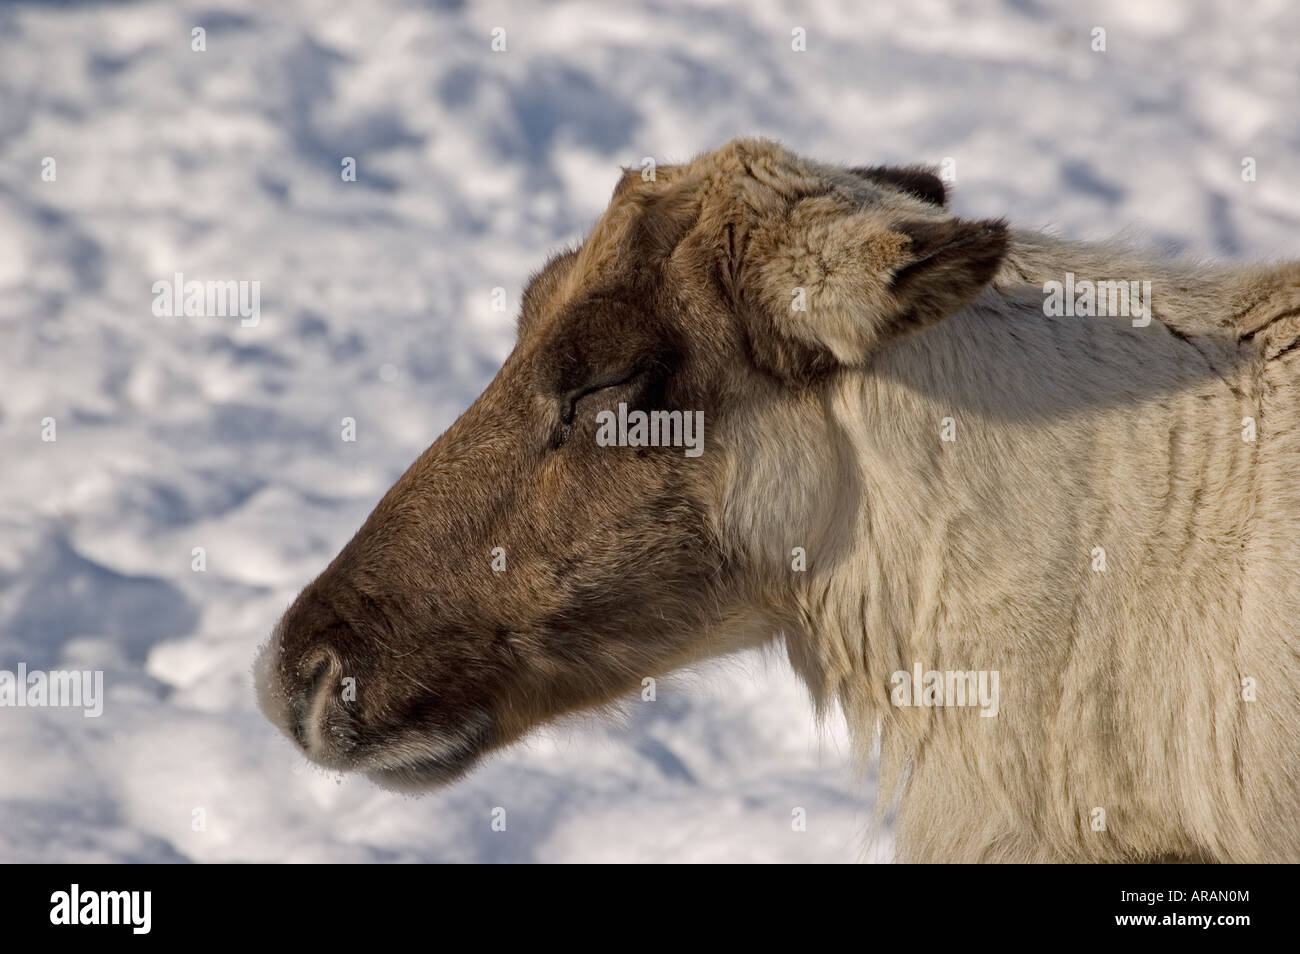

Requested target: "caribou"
[{"left": 256, "top": 139, "right": 1300, "bottom": 862}]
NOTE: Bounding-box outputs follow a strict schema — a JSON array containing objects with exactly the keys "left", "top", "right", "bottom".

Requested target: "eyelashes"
[
  {"left": 551, "top": 370, "right": 649, "bottom": 450},
  {"left": 560, "top": 370, "right": 647, "bottom": 426}
]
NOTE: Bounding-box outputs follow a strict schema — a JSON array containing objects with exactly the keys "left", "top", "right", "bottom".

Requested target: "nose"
[
  {"left": 288, "top": 650, "right": 339, "bottom": 749},
  {"left": 254, "top": 629, "right": 347, "bottom": 759}
]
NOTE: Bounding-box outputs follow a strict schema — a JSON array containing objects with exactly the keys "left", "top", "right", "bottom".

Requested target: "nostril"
[
  {"left": 305, "top": 654, "right": 331, "bottom": 693},
  {"left": 289, "top": 649, "right": 341, "bottom": 750}
]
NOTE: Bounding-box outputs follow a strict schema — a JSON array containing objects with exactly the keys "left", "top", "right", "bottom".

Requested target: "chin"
[
  {"left": 360, "top": 713, "right": 496, "bottom": 793},
  {"left": 365, "top": 749, "right": 486, "bottom": 793}
]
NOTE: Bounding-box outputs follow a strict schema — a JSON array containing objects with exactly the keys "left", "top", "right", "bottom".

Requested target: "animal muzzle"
[{"left": 254, "top": 631, "right": 354, "bottom": 765}]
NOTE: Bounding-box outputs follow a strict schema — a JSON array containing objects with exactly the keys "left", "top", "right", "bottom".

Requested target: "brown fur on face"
[{"left": 254, "top": 139, "right": 1013, "bottom": 791}]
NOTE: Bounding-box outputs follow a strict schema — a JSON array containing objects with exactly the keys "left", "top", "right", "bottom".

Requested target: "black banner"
[{"left": 2, "top": 864, "right": 1277, "bottom": 941}]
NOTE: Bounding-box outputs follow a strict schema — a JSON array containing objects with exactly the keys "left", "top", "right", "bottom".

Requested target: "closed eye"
[{"left": 561, "top": 370, "right": 645, "bottom": 425}]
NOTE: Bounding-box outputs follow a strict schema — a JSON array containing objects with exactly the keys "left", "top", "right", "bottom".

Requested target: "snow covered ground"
[{"left": 1, "top": 0, "right": 1297, "bottom": 863}]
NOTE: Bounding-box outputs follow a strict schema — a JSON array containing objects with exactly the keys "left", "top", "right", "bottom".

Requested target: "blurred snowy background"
[{"left": 1, "top": 0, "right": 1297, "bottom": 863}]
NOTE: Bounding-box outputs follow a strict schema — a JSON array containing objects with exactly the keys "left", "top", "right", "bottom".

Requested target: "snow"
[{"left": 1, "top": 0, "right": 1296, "bottom": 863}]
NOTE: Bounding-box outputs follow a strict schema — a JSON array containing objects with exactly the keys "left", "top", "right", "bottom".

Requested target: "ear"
[
  {"left": 736, "top": 197, "right": 1008, "bottom": 384},
  {"left": 849, "top": 165, "right": 948, "bottom": 208}
]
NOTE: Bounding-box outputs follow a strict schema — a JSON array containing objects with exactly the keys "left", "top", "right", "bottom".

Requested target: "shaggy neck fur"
[{"left": 725, "top": 231, "right": 1300, "bottom": 862}]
